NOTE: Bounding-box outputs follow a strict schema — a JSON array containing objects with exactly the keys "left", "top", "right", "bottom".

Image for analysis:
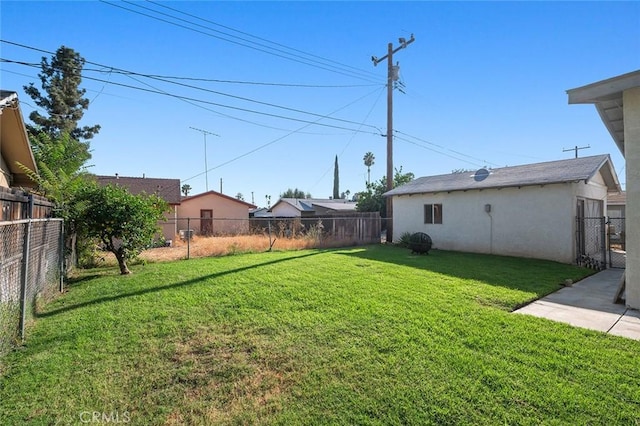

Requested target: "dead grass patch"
[
  {"left": 165, "top": 326, "right": 289, "bottom": 424},
  {"left": 92, "top": 234, "right": 360, "bottom": 265}
]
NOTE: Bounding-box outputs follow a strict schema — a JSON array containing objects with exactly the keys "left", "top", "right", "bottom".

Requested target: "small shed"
[
  {"left": 179, "top": 190, "right": 256, "bottom": 236},
  {"left": 384, "top": 155, "right": 620, "bottom": 264}
]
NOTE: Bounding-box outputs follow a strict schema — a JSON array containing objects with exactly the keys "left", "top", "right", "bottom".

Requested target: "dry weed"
[{"left": 92, "top": 233, "right": 357, "bottom": 265}]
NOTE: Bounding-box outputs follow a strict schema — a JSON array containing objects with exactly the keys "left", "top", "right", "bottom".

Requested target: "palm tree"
[
  {"left": 363, "top": 152, "right": 375, "bottom": 185},
  {"left": 181, "top": 184, "right": 192, "bottom": 197}
]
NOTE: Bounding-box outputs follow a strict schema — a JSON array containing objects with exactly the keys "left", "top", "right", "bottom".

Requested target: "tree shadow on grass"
[
  {"left": 37, "top": 251, "right": 323, "bottom": 319},
  {"left": 337, "top": 244, "right": 592, "bottom": 296}
]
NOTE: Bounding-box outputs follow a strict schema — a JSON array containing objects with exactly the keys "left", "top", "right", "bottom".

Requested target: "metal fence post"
[
  {"left": 59, "top": 220, "right": 65, "bottom": 293},
  {"left": 186, "top": 217, "right": 190, "bottom": 260},
  {"left": 600, "top": 216, "right": 607, "bottom": 269},
  {"left": 19, "top": 219, "right": 32, "bottom": 341}
]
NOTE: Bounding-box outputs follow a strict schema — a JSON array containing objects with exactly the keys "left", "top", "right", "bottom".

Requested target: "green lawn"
[{"left": 1, "top": 246, "right": 639, "bottom": 425}]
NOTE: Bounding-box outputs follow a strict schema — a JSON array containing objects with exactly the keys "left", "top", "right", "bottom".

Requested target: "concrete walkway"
[{"left": 514, "top": 268, "right": 640, "bottom": 340}]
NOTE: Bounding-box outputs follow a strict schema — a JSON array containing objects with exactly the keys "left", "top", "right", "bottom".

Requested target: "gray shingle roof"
[
  {"left": 94, "top": 175, "right": 182, "bottom": 204},
  {"left": 270, "top": 198, "right": 357, "bottom": 212},
  {"left": 384, "top": 155, "right": 620, "bottom": 197}
]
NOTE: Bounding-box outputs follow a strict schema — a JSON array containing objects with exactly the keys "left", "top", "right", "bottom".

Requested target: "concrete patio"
[{"left": 514, "top": 268, "right": 640, "bottom": 340}]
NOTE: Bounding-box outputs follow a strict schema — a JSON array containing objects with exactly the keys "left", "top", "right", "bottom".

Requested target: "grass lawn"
[{"left": 1, "top": 245, "right": 639, "bottom": 425}]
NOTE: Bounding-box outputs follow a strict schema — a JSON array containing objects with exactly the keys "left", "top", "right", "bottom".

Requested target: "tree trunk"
[{"left": 114, "top": 251, "right": 131, "bottom": 275}]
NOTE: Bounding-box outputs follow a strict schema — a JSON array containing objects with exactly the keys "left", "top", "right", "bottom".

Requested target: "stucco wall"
[
  {"left": 392, "top": 179, "right": 609, "bottom": 264},
  {"left": 179, "top": 194, "right": 251, "bottom": 235},
  {"left": 624, "top": 87, "right": 640, "bottom": 309},
  {"left": 159, "top": 205, "right": 178, "bottom": 242},
  {"left": 270, "top": 202, "right": 301, "bottom": 217}
]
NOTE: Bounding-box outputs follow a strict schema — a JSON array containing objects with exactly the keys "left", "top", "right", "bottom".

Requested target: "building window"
[{"left": 424, "top": 204, "right": 443, "bottom": 224}]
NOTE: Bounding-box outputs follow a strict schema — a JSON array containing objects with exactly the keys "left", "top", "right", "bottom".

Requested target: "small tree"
[
  {"left": 181, "top": 184, "right": 192, "bottom": 197},
  {"left": 280, "top": 188, "right": 310, "bottom": 199},
  {"left": 76, "top": 183, "right": 169, "bottom": 274},
  {"left": 356, "top": 167, "right": 414, "bottom": 217},
  {"left": 29, "top": 131, "right": 91, "bottom": 177},
  {"left": 236, "top": 192, "right": 245, "bottom": 201}
]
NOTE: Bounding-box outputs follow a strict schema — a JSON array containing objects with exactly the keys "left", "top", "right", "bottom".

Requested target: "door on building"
[{"left": 201, "top": 209, "right": 213, "bottom": 236}]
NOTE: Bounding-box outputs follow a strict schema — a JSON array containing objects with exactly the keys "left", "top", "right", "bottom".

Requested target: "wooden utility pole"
[
  {"left": 563, "top": 145, "right": 590, "bottom": 158},
  {"left": 372, "top": 34, "right": 415, "bottom": 243}
]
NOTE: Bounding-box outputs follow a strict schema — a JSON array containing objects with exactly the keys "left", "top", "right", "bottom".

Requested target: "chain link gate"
[
  {"left": 606, "top": 217, "right": 626, "bottom": 268},
  {"left": 576, "top": 216, "right": 607, "bottom": 270}
]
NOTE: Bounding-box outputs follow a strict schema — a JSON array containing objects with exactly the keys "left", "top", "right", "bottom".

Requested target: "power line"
[
  {"left": 99, "top": 0, "right": 381, "bottom": 83},
  {"left": 182, "top": 87, "right": 385, "bottom": 184},
  {"left": 145, "top": 0, "right": 380, "bottom": 81},
  {"left": 393, "top": 134, "right": 486, "bottom": 168},
  {"left": 1, "top": 53, "right": 384, "bottom": 134},
  {"left": 394, "top": 130, "right": 501, "bottom": 167}
]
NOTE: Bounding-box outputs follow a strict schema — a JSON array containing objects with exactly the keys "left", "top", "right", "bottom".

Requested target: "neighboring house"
[
  {"left": 567, "top": 70, "right": 640, "bottom": 309},
  {"left": 0, "top": 90, "right": 52, "bottom": 220},
  {"left": 249, "top": 207, "right": 272, "bottom": 218},
  {"left": 179, "top": 190, "right": 256, "bottom": 236},
  {"left": 95, "top": 174, "right": 181, "bottom": 241},
  {"left": 269, "top": 198, "right": 358, "bottom": 217},
  {"left": 607, "top": 191, "right": 626, "bottom": 219},
  {"left": 384, "top": 155, "right": 620, "bottom": 264}
]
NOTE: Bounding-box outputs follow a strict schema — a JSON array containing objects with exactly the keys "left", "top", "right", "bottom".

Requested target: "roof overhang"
[
  {"left": 0, "top": 91, "right": 38, "bottom": 187},
  {"left": 567, "top": 70, "right": 640, "bottom": 157}
]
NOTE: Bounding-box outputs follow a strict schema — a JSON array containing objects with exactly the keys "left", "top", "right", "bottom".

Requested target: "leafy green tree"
[
  {"left": 75, "top": 183, "right": 169, "bottom": 274},
  {"left": 280, "top": 188, "right": 311, "bottom": 199},
  {"left": 363, "top": 152, "right": 375, "bottom": 185},
  {"left": 356, "top": 167, "right": 414, "bottom": 217},
  {"left": 24, "top": 46, "right": 100, "bottom": 141},
  {"left": 333, "top": 155, "right": 340, "bottom": 199},
  {"left": 181, "top": 184, "right": 192, "bottom": 197},
  {"left": 29, "top": 131, "right": 91, "bottom": 177},
  {"left": 236, "top": 193, "right": 245, "bottom": 201}
]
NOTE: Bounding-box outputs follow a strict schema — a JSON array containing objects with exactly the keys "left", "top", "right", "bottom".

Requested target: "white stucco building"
[
  {"left": 385, "top": 155, "right": 620, "bottom": 264},
  {"left": 567, "top": 70, "right": 640, "bottom": 309}
]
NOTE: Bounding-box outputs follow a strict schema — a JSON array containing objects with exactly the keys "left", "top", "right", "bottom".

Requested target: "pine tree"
[{"left": 24, "top": 46, "right": 100, "bottom": 141}]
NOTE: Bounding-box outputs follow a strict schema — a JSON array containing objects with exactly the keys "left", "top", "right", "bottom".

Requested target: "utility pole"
[
  {"left": 189, "top": 127, "right": 220, "bottom": 191},
  {"left": 372, "top": 34, "right": 415, "bottom": 243},
  {"left": 563, "top": 145, "right": 590, "bottom": 158}
]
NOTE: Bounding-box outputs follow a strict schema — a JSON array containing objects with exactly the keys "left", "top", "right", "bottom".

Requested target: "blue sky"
[{"left": 1, "top": 1, "right": 638, "bottom": 206}]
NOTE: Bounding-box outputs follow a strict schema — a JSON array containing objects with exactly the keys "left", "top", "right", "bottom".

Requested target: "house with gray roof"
[
  {"left": 269, "top": 198, "right": 358, "bottom": 217},
  {"left": 384, "top": 155, "right": 621, "bottom": 264}
]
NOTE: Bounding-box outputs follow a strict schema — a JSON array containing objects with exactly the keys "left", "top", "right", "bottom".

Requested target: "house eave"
[{"left": 567, "top": 70, "right": 640, "bottom": 157}]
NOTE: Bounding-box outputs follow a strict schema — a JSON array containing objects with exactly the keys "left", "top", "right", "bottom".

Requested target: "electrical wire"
[
  {"left": 394, "top": 130, "right": 501, "bottom": 167},
  {"left": 182, "top": 86, "right": 386, "bottom": 184},
  {"left": 309, "top": 85, "right": 386, "bottom": 193},
  {"left": 393, "top": 134, "right": 487, "bottom": 168},
  {"left": 1, "top": 55, "right": 384, "bottom": 133},
  {"left": 1, "top": 46, "right": 385, "bottom": 130},
  {"left": 100, "top": 0, "right": 382, "bottom": 84},
  {"left": 145, "top": 0, "right": 380, "bottom": 81}
]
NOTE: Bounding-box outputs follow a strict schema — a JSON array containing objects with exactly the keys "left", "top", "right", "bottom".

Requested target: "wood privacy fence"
[{"left": 159, "top": 213, "right": 382, "bottom": 254}]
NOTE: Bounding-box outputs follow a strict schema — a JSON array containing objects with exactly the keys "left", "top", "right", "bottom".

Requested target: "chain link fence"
[
  {"left": 154, "top": 214, "right": 382, "bottom": 259},
  {"left": 0, "top": 219, "right": 63, "bottom": 360},
  {"left": 607, "top": 217, "right": 626, "bottom": 268}
]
